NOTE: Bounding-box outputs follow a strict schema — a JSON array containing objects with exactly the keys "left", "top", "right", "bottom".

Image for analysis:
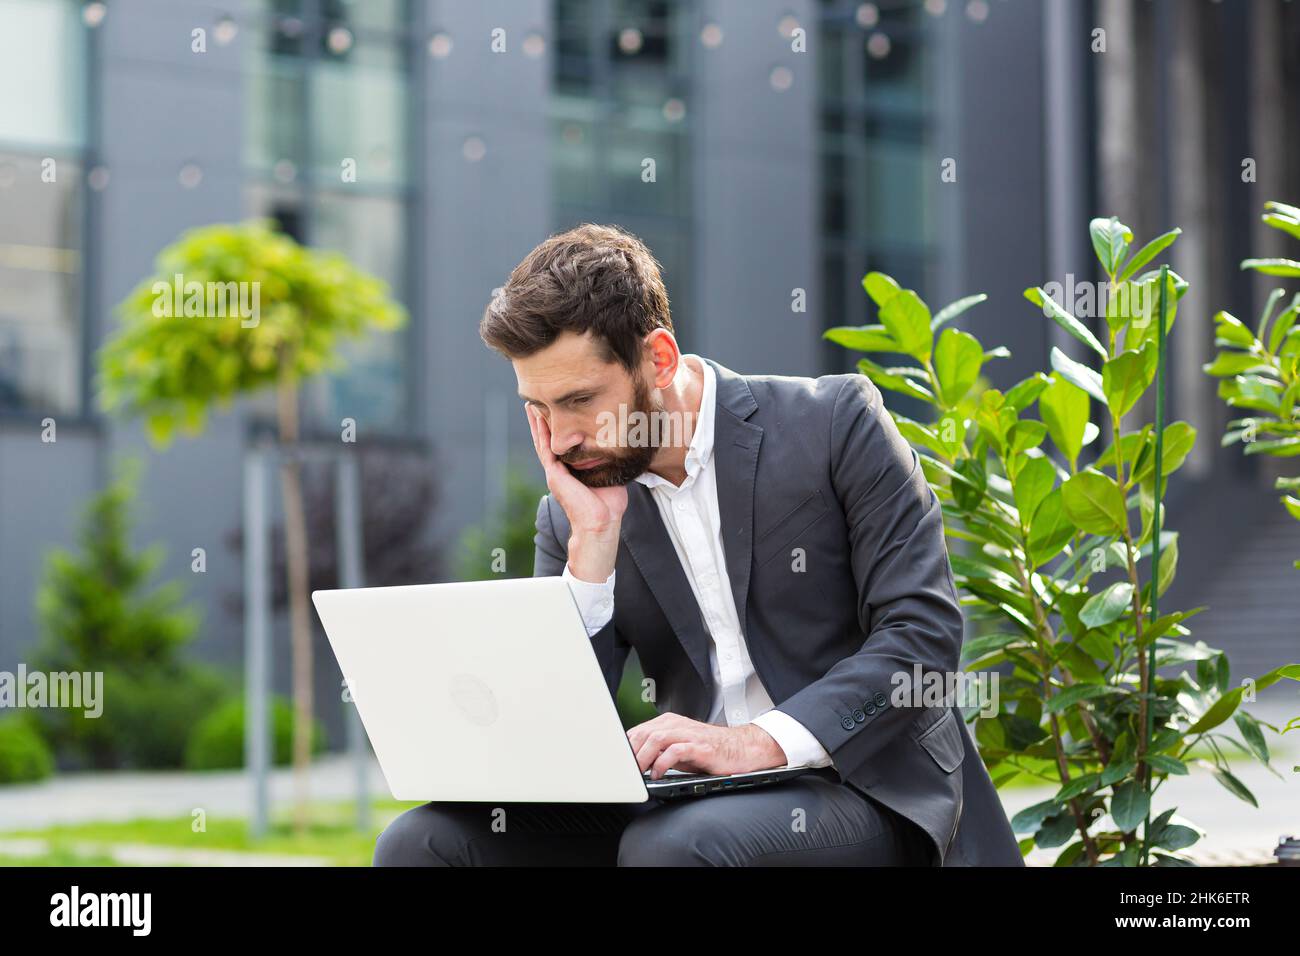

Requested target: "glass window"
[
  {"left": 0, "top": 0, "right": 86, "bottom": 415},
  {"left": 0, "top": 152, "right": 83, "bottom": 414},
  {"left": 551, "top": 0, "right": 694, "bottom": 337},
  {"left": 243, "top": 1, "right": 414, "bottom": 435},
  {"left": 817, "top": 0, "right": 935, "bottom": 373},
  {"left": 0, "top": 0, "right": 85, "bottom": 151},
  {"left": 310, "top": 35, "right": 409, "bottom": 187},
  {"left": 245, "top": 23, "right": 309, "bottom": 175}
]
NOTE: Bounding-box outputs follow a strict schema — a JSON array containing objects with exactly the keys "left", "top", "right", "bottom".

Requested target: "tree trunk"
[{"left": 276, "top": 366, "right": 314, "bottom": 835}]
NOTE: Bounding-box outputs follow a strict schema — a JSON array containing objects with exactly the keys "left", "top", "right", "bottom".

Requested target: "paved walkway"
[{"left": 0, "top": 753, "right": 382, "bottom": 832}]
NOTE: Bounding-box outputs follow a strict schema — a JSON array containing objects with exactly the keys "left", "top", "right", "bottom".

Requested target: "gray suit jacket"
[{"left": 532, "top": 357, "right": 1023, "bottom": 866}]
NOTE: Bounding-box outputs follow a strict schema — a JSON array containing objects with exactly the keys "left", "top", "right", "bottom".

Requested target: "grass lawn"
[{"left": 0, "top": 798, "right": 423, "bottom": 867}]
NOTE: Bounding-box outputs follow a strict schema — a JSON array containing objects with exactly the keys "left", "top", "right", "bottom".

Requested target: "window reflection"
[
  {"left": 551, "top": 0, "right": 694, "bottom": 338},
  {"left": 243, "top": 0, "right": 413, "bottom": 435},
  {"left": 0, "top": 0, "right": 86, "bottom": 415}
]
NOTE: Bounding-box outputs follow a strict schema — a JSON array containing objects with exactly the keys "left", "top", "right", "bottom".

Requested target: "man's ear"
[{"left": 644, "top": 329, "right": 680, "bottom": 389}]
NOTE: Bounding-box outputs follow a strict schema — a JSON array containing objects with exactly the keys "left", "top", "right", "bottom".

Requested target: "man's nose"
[{"left": 549, "top": 418, "right": 585, "bottom": 458}]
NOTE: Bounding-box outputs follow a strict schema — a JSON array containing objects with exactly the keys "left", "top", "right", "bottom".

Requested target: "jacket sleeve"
[
  {"left": 533, "top": 494, "right": 630, "bottom": 699},
  {"left": 774, "top": 375, "right": 964, "bottom": 783}
]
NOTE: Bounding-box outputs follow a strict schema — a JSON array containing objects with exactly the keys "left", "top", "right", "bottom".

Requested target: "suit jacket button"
[
  {"left": 840, "top": 715, "right": 856, "bottom": 731},
  {"left": 864, "top": 704, "right": 877, "bottom": 717},
  {"left": 852, "top": 708, "right": 866, "bottom": 723},
  {"left": 874, "top": 692, "right": 888, "bottom": 708}
]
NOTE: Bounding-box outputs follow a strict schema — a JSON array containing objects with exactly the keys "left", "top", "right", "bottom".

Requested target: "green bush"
[
  {"left": 826, "top": 217, "right": 1299, "bottom": 865},
  {"left": 455, "top": 468, "right": 549, "bottom": 580},
  {"left": 184, "top": 694, "right": 326, "bottom": 771},
  {"left": 27, "top": 460, "right": 225, "bottom": 770},
  {"left": 0, "top": 716, "right": 55, "bottom": 784}
]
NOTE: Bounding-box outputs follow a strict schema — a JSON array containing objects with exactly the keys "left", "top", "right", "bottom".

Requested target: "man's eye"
[{"left": 571, "top": 396, "right": 591, "bottom": 407}]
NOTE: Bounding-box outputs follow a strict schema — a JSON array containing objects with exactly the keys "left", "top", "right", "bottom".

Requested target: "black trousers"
[{"left": 372, "top": 770, "right": 934, "bottom": 866}]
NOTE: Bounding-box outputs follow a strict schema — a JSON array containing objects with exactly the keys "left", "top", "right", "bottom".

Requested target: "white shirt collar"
[{"left": 634, "top": 354, "right": 714, "bottom": 490}]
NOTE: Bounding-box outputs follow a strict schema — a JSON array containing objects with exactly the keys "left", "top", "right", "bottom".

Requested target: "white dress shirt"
[{"left": 561, "top": 355, "right": 833, "bottom": 769}]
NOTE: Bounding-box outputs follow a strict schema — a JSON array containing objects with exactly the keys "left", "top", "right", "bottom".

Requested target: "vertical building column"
[
  {"left": 1167, "top": 3, "right": 1212, "bottom": 477},
  {"left": 690, "top": 0, "right": 819, "bottom": 376},
  {"left": 421, "top": 0, "right": 551, "bottom": 552}
]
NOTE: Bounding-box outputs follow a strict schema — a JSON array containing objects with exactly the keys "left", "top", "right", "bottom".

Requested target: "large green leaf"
[
  {"left": 823, "top": 324, "right": 899, "bottom": 352},
  {"left": 1206, "top": 763, "right": 1258, "bottom": 807},
  {"left": 932, "top": 327, "right": 984, "bottom": 407},
  {"left": 856, "top": 358, "right": 935, "bottom": 403},
  {"left": 1109, "top": 779, "right": 1150, "bottom": 832},
  {"left": 1012, "top": 456, "right": 1055, "bottom": 530},
  {"left": 1008, "top": 420, "right": 1049, "bottom": 456},
  {"left": 952, "top": 456, "right": 987, "bottom": 512},
  {"left": 1062, "top": 468, "right": 1128, "bottom": 535},
  {"left": 931, "top": 292, "right": 988, "bottom": 331},
  {"left": 1241, "top": 257, "right": 1300, "bottom": 277},
  {"left": 1202, "top": 352, "right": 1273, "bottom": 377},
  {"left": 1185, "top": 664, "right": 1300, "bottom": 735},
  {"left": 878, "top": 288, "right": 934, "bottom": 361},
  {"left": 1079, "top": 581, "right": 1134, "bottom": 629},
  {"left": 1118, "top": 227, "right": 1181, "bottom": 282},
  {"left": 1026, "top": 288, "right": 1108, "bottom": 359},
  {"left": 1130, "top": 421, "right": 1197, "bottom": 484},
  {"left": 1045, "top": 683, "right": 1122, "bottom": 713},
  {"left": 1004, "top": 372, "right": 1052, "bottom": 412},
  {"left": 1211, "top": 310, "right": 1255, "bottom": 349},
  {"left": 1027, "top": 488, "right": 1076, "bottom": 567},
  {"left": 1151, "top": 532, "right": 1178, "bottom": 599},
  {"left": 1039, "top": 374, "right": 1091, "bottom": 468},
  {"left": 1090, "top": 216, "right": 1133, "bottom": 276},
  {"left": 862, "top": 271, "right": 901, "bottom": 307},
  {"left": 1102, "top": 341, "right": 1158, "bottom": 418},
  {"left": 1049, "top": 346, "right": 1106, "bottom": 404}
]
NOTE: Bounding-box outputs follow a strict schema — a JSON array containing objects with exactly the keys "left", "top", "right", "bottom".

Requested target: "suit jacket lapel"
[
  {"left": 712, "top": 408, "right": 762, "bottom": 642},
  {"left": 620, "top": 483, "right": 715, "bottom": 690},
  {"left": 708, "top": 359, "right": 763, "bottom": 641}
]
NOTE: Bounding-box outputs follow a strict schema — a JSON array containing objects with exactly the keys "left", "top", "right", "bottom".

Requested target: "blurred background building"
[{"left": 1, "top": 0, "right": 1298, "bottom": 744}]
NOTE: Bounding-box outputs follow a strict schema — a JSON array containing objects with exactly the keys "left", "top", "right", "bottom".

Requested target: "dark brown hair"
[{"left": 479, "top": 223, "right": 673, "bottom": 371}]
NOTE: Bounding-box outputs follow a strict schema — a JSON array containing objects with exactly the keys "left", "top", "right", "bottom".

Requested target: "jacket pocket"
[
  {"left": 916, "top": 709, "right": 965, "bottom": 774},
  {"left": 753, "top": 489, "right": 828, "bottom": 568}
]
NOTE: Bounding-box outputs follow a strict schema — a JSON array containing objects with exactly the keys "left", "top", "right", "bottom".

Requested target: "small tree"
[
  {"left": 98, "top": 220, "right": 407, "bottom": 830},
  {"left": 30, "top": 459, "right": 221, "bottom": 770}
]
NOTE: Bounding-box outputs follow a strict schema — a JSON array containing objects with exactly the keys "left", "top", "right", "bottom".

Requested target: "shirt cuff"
[
  {"left": 752, "top": 709, "right": 834, "bottom": 769},
  {"left": 562, "top": 563, "right": 615, "bottom": 637}
]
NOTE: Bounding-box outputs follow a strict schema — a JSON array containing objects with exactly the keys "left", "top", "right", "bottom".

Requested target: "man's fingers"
[
  {"left": 650, "top": 742, "right": 700, "bottom": 779},
  {"left": 525, "top": 404, "right": 574, "bottom": 494},
  {"left": 626, "top": 712, "right": 679, "bottom": 752},
  {"left": 633, "top": 729, "right": 680, "bottom": 774}
]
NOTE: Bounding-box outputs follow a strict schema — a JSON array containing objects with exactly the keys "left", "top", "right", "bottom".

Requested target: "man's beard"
[{"left": 560, "top": 372, "right": 660, "bottom": 488}]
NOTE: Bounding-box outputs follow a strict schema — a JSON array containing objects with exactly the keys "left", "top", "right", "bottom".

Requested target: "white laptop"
[{"left": 311, "top": 576, "right": 810, "bottom": 803}]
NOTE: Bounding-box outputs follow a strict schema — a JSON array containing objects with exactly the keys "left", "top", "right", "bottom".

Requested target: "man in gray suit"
[{"left": 373, "top": 224, "right": 1022, "bottom": 866}]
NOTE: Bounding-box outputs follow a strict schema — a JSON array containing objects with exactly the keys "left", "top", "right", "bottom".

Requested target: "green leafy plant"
[
  {"left": 1204, "top": 200, "right": 1300, "bottom": 568},
  {"left": 826, "top": 216, "right": 1300, "bottom": 865},
  {"left": 97, "top": 220, "right": 406, "bottom": 830},
  {"left": 0, "top": 716, "right": 55, "bottom": 784},
  {"left": 29, "top": 460, "right": 229, "bottom": 770},
  {"left": 455, "top": 468, "right": 549, "bottom": 580},
  {"left": 184, "top": 694, "right": 325, "bottom": 771}
]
